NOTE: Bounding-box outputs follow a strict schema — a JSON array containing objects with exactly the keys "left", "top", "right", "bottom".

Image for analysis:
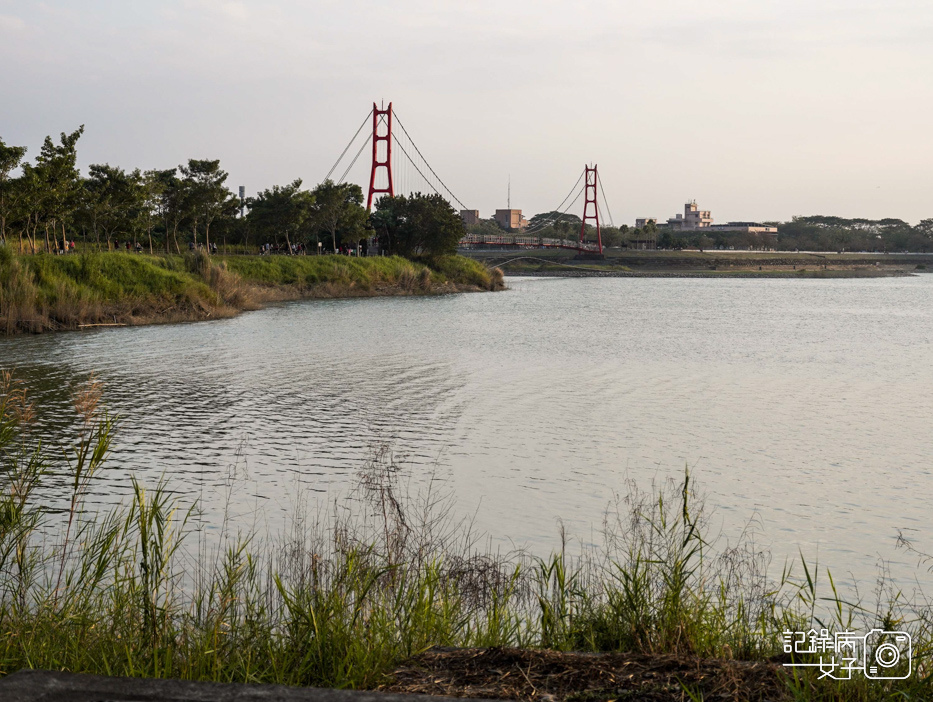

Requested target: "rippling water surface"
[{"left": 2, "top": 274, "right": 932, "bottom": 589}]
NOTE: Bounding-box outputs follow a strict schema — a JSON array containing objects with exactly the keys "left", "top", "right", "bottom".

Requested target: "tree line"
[
  {"left": 0, "top": 129, "right": 464, "bottom": 258},
  {"left": 467, "top": 212, "right": 933, "bottom": 253},
  {"left": 649, "top": 217, "right": 933, "bottom": 253}
]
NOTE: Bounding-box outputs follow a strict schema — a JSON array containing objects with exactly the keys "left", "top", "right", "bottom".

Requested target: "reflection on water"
[{"left": 2, "top": 275, "right": 932, "bottom": 590}]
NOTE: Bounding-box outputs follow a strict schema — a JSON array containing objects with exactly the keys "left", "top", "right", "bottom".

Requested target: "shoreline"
[{"left": 507, "top": 268, "right": 916, "bottom": 279}]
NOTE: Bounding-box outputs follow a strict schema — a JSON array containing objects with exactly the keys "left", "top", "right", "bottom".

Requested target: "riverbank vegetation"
[
  {"left": 468, "top": 212, "right": 933, "bottom": 254},
  {"left": 0, "top": 374, "right": 929, "bottom": 700},
  {"left": 0, "top": 249, "right": 502, "bottom": 334},
  {"left": 0, "top": 127, "right": 504, "bottom": 335},
  {"left": 0, "top": 129, "right": 466, "bottom": 258}
]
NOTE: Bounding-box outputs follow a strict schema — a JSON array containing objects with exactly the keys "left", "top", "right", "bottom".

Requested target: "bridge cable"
[
  {"left": 522, "top": 191, "right": 585, "bottom": 236},
  {"left": 338, "top": 133, "right": 371, "bottom": 185},
  {"left": 594, "top": 200, "right": 604, "bottom": 243},
  {"left": 597, "top": 173, "right": 615, "bottom": 228},
  {"left": 394, "top": 139, "right": 444, "bottom": 200},
  {"left": 394, "top": 113, "right": 467, "bottom": 210},
  {"left": 522, "top": 185, "right": 585, "bottom": 237},
  {"left": 521, "top": 169, "right": 586, "bottom": 235},
  {"left": 324, "top": 108, "right": 373, "bottom": 182}
]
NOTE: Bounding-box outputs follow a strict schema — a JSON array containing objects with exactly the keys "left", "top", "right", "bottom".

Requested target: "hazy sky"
[{"left": 2, "top": 0, "right": 932, "bottom": 224}]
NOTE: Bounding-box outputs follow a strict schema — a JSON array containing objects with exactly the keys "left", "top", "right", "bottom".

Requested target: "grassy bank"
[
  {"left": 0, "top": 249, "right": 503, "bottom": 334},
  {"left": 0, "top": 375, "right": 929, "bottom": 701}
]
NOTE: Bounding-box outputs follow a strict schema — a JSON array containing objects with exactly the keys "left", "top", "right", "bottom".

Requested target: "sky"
[{"left": 1, "top": 0, "right": 932, "bottom": 225}]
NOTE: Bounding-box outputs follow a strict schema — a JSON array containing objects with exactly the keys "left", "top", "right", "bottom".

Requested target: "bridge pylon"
[
  {"left": 366, "top": 102, "right": 394, "bottom": 211},
  {"left": 580, "top": 164, "right": 602, "bottom": 254}
]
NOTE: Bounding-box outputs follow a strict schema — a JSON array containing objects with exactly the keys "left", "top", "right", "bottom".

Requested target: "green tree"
[
  {"left": 371, "top": 192, "right": 464, "bottom": 258},
  {"left": 180, "top": 159, "right": 229, "bottom": 251},
  {"left": 465, "top": 219, "right": 504, "bottom": 239},
  {"left": 657, "top": 229, "right": 675, "bottom": 249},
  {"left": 29, "top": 126, "right": 84, "bottom": 252},
  {"left": 84, "top": 164, "right": 146, "bottom": 251},
  {"left": 528, "top": 211, "right": 583, "bottom": 231},
  {"left": 209, "top": 194, "right": 245, "bottom": 253},
  {"left": 913, "top": 219, "right": 933, "bottom": 252},
  {"left": 600, "top": 225, "right": 622, "bottom": 248},
  {"left": 247, "top": 179, "right": 311, "bottom": 252},
  {"left": 307, "top": 180, "right": 367, "bottom": 253},
  {"left": 0, "top": 139, "right": 28, "bottom": 246},
  {"left": 151, "top": 169, "right": 188, "bottom": 254},
  {"left": 141, "top": 170, "right": 167, "bottom": 254},
  {"left": 9, "top": 168, "right": 44, "bottom": 253},
  {"left": 643, "top": 221, "right": 658, "bottom": 249}
]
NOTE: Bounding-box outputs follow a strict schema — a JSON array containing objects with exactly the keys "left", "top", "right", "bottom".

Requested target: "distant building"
[
  {"left": 460, "top": 210, "right": 480, "bottom": 225},
  {"left": 668, "top": 201, "right": 712, "bottom": 231},
  {"left": 494, "top": 209, "right": 528, "bottom": 231},
  {"left": 635, "top": 218, "right": 657, "bottom": 229}
]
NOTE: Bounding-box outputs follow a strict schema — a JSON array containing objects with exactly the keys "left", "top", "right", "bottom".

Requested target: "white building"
[{"left": 667, "top": 201, "right": 712, "bottom": 231}]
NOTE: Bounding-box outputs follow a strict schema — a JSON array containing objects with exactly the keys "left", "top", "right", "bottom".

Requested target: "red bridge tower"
[
  {"left": 366, "top": 102, "right": 394, "bottom": 211},
  {"left": 580, "top": 164, "right": 602, "bottom": 254}
]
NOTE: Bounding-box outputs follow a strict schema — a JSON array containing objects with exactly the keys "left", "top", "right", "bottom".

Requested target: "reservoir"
[{"left": 2, "top": 274, "right": 932, "bottom": 592}]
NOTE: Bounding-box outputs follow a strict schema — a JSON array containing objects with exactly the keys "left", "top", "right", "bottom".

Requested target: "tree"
[
  {"left": 141, "top": 170, "right": 167, "bottom": 254},
  {"left": 209, "top": 194, "right": 245, "bottom": 253},
  {"left": 657, "top": 230, "right": 675, "bottom": 250},
  {"left": 0, "top": 139, "right": 28, "bottom": 246},
  {"left": 151, "top": 169, "right": 188, "bottom": 254},
  {"left": 371, "top": 192, "right": 464, "bottom": 258},
  {"left": 30, "top": 126, "right": 84, "bottom": 252},
  {"left": 307, "top": 180, "right": 367, "bottom": 252},
  {"left": 600, "top": 225, "right": 622, "bottom": 248},
  {"left": 83, "top": 164, "right": 146, "bottom": 251},
  {"left": 527, "top": 211, "right": 583, "bottom": 231},
  {"left": 247, "top": 179, "right": 311, "bottom": 252},
  {"left": 643, "top": 220, "right": 658, "bottom": 249},
  {"left": 180, "top": 159, "right": 229, "bottom": 251},
  {"left": 466, "top": 218, "right": 505, "bottom": 239}
]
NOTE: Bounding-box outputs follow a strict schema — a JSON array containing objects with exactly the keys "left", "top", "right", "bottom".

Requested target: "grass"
[
  {"left": 0, "top": 248, "right": 503, "bottom": 334},
  {"left": 0, "top": 373, "right": 930, "bottom": 700}
]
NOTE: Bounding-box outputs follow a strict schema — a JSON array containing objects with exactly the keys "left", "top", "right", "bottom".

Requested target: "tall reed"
[{"left": 0, "top": 373, "right": 929, "bottom": 699}]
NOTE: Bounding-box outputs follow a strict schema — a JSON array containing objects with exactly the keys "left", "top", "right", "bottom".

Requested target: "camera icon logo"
[
  {"left": 783, "top": 627, "right": 913, "bottom": 680},
  {"left": 863, "top": 629, "right": 911, "bottom": 680}
]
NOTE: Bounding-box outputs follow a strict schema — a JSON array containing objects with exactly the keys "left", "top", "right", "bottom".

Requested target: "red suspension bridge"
[{"left": 325, "top": 102, "right": 615, "bottom": 255}]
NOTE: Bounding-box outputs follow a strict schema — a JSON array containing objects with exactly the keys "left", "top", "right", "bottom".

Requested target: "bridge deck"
[{"left": 459, "top": 234, "right": 602, "bottom": 253}]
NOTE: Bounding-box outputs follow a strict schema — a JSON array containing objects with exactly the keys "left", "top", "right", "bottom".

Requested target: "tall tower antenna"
[
  {"left": 507, "top": 174, "right": 511, "bottom": 209},
  {"left": 580, "top": 164, "right": 603, "bottom": 254},
  {"left": 366, "top": 102, "right": 394, "bottom": 211}
]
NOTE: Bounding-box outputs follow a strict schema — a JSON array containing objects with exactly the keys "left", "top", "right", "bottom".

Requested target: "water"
[{"left": 2, "top": 274, "right": 932, "bottom": 591}]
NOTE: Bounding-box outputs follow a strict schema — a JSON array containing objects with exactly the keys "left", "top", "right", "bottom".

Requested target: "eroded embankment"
[{"left": 0, "top": 249, "right": 504, "bottom": 335}]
